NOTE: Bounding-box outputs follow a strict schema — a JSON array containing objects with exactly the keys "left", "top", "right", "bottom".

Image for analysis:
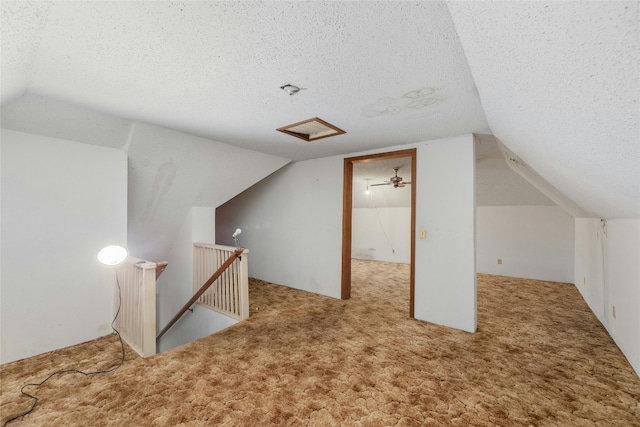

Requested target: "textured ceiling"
[
  {"left": 1, "top": 1, "right": 638, "bottom": 220},
  {"left": 448, "top": 1, "right": 639, "bottom": 218},
  {"left": 0, "top": 1, "right": 488, "bottom": 161}
]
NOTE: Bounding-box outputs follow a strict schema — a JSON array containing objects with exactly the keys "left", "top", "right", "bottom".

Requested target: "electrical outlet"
[
  {"left": 612, "top": 305, "right": 616, "bottom": 319},
  {"left": 497, "top": 258, "right": 502, "bottom": 265}
]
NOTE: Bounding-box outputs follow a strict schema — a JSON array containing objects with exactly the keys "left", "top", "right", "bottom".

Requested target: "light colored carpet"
[{"left": 2, "top": 259, "right": 639, "bottom": 426}]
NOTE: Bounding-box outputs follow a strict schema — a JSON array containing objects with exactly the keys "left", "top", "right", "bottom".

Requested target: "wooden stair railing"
[
  {"left": 156, "top": 248, "right": 244, "bottom": 342},
  {"left": 155, "top": 261, "right": 169, "bottom": 280}
]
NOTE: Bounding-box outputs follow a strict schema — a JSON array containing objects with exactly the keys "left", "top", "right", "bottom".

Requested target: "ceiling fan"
[{"left": 370, "top": 167, "right": 411, "bottom": 188}]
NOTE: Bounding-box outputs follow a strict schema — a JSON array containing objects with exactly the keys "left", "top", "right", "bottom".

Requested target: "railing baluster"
[
  {"left": 157, "top": 247, "right": 244, "bottom": 341},
  {"left": 113, "top": 257, "right": 157, "bottom": 357},
  {"left": 223, "top": 253, "right": 228, "bottom": 312},
  {"left": 190, "top": 243, "right": 249, "bottom": 321},
  {"left": 233, "top": 261, "right": 239, "bottom": 316}
]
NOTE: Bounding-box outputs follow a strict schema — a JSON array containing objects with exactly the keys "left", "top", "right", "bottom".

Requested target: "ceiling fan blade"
[
  {"left": 403, "top": 182, "right": 412, "bottom": 185},
  {"left": 370, "top": 182, "right": 391, "bottom": 187}
]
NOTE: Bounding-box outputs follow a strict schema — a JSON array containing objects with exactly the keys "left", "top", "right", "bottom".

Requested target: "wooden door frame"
[{"left": 341, "top": 148, "right": 417, "bottom": 317}]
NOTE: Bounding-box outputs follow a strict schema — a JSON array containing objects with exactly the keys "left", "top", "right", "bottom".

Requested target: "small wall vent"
[{"left": 276, "top": 117, "right": 346, "bottom": 142}]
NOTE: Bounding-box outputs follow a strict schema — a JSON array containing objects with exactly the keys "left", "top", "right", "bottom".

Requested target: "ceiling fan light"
[{"left": 370, "top": 166, "right": 411, "bottom": 188}]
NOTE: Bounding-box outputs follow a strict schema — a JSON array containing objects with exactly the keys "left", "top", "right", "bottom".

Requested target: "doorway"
[{"left": 341, "top": 148, "right": 416, "bottom": 317}]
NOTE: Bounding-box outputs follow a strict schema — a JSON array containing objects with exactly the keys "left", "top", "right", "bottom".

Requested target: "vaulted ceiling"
[{"left": 2, "top": 1, "right": 638, "bottom": 219}]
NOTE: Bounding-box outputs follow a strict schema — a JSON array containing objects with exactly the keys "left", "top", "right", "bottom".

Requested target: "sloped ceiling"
[
  {"left": 448, "top": 2, "right": 639, "bottom": 218},
  {"left": 1, "top": 1, "right": 638, "bottom": 220},
  {"left": 475, "top": 135, "right": 555, "bottom": 208}
]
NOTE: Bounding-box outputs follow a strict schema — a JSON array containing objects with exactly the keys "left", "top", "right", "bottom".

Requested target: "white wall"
[
  {"left": 414, "top": 135, "right": 476, "bottom": 332},
  {"left": 605, "top": 219, "right": 640, "bottom": 375},
  {"left": 1, "top": 129, "right": 127, "bottom": 363},
  {"left": 157, "top": 207, "right": 238, "bottom": 353},
  {"left": 1, "top": 96, "right": 291, "bottom": 264},
  {"left": 127, "top": 122, "right": 290, "bottom": 262},
  {"left": 156, "top": 209, "right": 197, "bottom": 349},
  {"left": 217, "top": 135, "right": 477, "bottom": 332},
  {"left": 574, "top": 218, "right": 640, "bottom": 377},
  {"left": 606, "top": 219, "right": 640, "bottom": 377},
  {"left": 602, "top": 220, "right": 640, "bottom": 377},
  {"left": 574, "top": 218, "right": 606, "bottom": 322},
  {"left": 352, "top": 207, "right": 411, "bottom": 263},
  {"left": 477, "top": 206, "right": 574, "bottom": 282},
  {"left": 217, "top": 160, "right": 345, "bottom": 298},
  {"left": 352, "top": 179, "right": 412, "bottom": 209}
]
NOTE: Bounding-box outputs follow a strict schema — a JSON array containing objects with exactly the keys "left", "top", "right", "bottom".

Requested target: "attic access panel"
[{"left": 277, "top": 117, "right": 346, "bottom": 142}]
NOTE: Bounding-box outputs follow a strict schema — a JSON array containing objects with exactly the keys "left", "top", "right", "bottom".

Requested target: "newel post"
[
  {"left": 139, "top": 261, "right": 157, "bottom": 357},
  {"left": 238, "top": 249, "right": 250, "bottom": 320}
]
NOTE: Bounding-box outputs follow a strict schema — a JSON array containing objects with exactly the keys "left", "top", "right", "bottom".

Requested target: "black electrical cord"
[{"left": 3, "top": 273, "right": 126, "bottom": 426}]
